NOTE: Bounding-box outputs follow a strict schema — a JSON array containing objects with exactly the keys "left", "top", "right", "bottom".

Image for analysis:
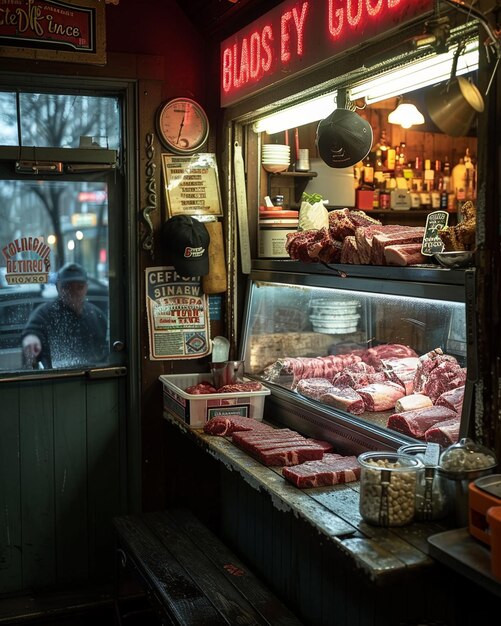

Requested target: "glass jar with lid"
[
  {"left": 438, "top": 438, "right": 497, "bottom": 526},
  {"left": 358, "top": 451, "right": 423, "bottom": 526},
  {"left": 398, "top": 443, "right": 449, "bottom": 521}
]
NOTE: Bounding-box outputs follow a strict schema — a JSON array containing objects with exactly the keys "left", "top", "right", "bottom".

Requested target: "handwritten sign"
[
  {"left": 145, "top": 266, "right": 211, "bottom": 360},
  {"left": 162, "top": 153, "right": 223, "bottom": 217},
  {"left": 421, "top": 210, "right": 449, "bottom": 256},
  {"left": 0, "top": 0, "right": 106, "bottom": 65}
]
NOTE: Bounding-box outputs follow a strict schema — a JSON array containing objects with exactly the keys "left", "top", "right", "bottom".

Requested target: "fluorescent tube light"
[
  {"left": 349, "top": 41, "right": 479, "bottom": 104},
  {"left": 253, "top": 92, "right": 337, "bottom": 134}
]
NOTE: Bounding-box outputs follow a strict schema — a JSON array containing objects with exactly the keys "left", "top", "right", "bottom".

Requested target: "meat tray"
[{"left": 160, "top": 373, "right": 271, "bottom": 429}]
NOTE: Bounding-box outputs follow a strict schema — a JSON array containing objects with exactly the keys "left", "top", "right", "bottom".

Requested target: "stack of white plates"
[
  {"left": 262, "top": 144, "right": 290, "bottom": 173},
  {"left": 309, "top": 298, "right": 361, "bottom": 334}
]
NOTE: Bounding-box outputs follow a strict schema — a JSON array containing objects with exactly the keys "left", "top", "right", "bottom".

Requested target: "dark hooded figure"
[{"left": 21, "top": 262, "right": 107, "bottom": 369}]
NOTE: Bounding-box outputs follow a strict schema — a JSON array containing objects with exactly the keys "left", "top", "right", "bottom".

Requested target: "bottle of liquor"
[
  {"left": 439, "top": 177, "right": 448, "bottom": 210},
  {"left": 412, "top": 156, "right": 423, "bottom": 192},
  {"left": 442, "top": 156, "right": 451, "bottom": 193},
  {"left": 374, "top": 149, "right": 385, "bottom": 186},
  {"left": 386, "top": 145, "right": 396, "bottom": 173},
  {"left": 362, "top": 154, "right": 374, "bottom": 186},
  {"left": 419, "top": 182, "right": 432, "bottom": 211}
]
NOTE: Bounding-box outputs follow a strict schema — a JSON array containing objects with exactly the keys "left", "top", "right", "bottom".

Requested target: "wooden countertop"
[{"left": 163, "top": 412, "right": 449, "bottom": 585}]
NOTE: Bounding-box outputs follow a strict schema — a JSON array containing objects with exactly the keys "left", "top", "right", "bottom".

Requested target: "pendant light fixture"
[{"left": 388, "top": 98, "right": 425, "bottom": 129}]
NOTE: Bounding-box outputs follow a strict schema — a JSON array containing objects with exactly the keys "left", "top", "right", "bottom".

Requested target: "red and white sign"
[
  {"left": 221, "top": 0, "right": 433, "bottom": 106},
  {"left": 2, "top": 236, "right": 51, "bottom": 284}
]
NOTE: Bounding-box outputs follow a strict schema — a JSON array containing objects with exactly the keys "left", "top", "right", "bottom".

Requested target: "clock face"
[{"left": 156, "top": 97, "right": 209, "bottom": 154}]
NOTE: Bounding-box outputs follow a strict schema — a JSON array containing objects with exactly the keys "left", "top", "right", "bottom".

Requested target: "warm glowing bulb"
[
  {"left": 388, "top": 102, "right": 425, "bottom": 129},
  {"left": 47, "top": 235, "right": 56, "bottom": 245},
  {"left": 76, "top": 230, "right": 84, "bottom": 240},
  {"left": 67, "top": 240, "right": 75, "bottom": 251}
]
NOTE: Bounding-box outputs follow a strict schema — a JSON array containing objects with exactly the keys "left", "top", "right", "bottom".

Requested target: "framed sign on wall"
[
  {"left": 161, "top": 153, "right": 223, "bottom": 218},
  {"left": 0, "top": 0, "right": 106, "bottom": 65}
]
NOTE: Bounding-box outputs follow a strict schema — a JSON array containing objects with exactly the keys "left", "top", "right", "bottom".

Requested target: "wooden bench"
[{"left": 113, "top": 508, "right": 303, "bottom": 626}]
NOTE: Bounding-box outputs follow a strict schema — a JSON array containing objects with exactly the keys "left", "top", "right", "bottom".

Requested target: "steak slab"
[
  {"left": 387, "top": 405, "right": 457, "bottom": 439},
  {"left": 282, "top": 454, "right": 361, "bottom": 488}
]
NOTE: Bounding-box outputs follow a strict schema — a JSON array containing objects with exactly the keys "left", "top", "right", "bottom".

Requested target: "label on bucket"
[{"left": 207, "top": 404, "right": 250, "bottom": 420}]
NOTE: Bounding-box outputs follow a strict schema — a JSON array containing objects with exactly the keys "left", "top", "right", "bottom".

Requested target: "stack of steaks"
[
  {"left": 285, "top": 209, "right": 426, "bottom": 266},
  {"left": 203, "top": 415, "right": 360, "bottom": 488}
]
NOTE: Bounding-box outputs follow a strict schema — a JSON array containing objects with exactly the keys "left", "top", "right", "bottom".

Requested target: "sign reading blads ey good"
[{"left": 221, "top": 0, "right": 433, "bottom": 106}]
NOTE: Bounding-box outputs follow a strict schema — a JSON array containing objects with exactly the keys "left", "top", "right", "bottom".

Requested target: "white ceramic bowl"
[{"left": 262, "top": 163, "right": 290, "bottom": 173}]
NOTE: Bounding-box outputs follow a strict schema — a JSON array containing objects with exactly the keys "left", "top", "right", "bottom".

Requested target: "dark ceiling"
[{"left": 175, "top": 0, "right": 284, "bottom": 40}]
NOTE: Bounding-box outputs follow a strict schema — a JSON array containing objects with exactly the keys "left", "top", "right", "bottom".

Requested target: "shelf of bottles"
[{"left": 357, "top": 130, "right": 476, "bottom": 214}]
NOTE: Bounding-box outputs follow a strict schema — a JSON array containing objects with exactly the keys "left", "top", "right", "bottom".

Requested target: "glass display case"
[{"left": 240, "top": 261, "right": 475, "bottom": 455}]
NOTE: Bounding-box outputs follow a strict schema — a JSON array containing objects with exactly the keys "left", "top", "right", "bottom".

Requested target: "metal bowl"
[{"left": 434, "top": 250, "right": 475, "bottom": 269}]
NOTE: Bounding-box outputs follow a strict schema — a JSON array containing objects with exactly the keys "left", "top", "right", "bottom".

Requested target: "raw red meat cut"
[
  {"left": 282, "top": 453, "right": 361, "bottom": 488},
  {"left": 355, "top": 224, "right": 402, "bottom": 265},
  {"left": 384, "top": 243, "right": 426, "bottom": 266},
  {"left": 357, "top": 381, "right": 406, "bottom": 411},
  {"left": 435, "top": 385, "right": 465, "bottom": 414},
  {"left": 371, "top": 227, "right": 425, "bottom": 265},
  {"left": 253, "top": 445, "right": 326, "bottom": 466},
  {"left": 424, "top": 418, "right": 461, "bottom": 446},
  {"left": 340, "top": 236, "right": 360, "bottom": 264},
  {"left": 320, "top": 386, "right": 365, "bottom": 414},
  {"left": 296, "top": 378, "right": 335, "bottom": 401},
  {"left": 203, "top": 415, "right": 270, "bottom": 436},
  {"left": 387, "top": 405, "right": 458, "bottom": 439},
  {"left": 185, "top": 382, "right": 217, "bottom": 394},
  {"left": 217, "top": 381, "right": 264, "bottom": 393},
  {"left": 413, "top": 348, "right": 459, "bottom": 394}
]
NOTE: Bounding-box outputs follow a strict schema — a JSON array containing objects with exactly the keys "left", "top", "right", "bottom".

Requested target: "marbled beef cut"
[
  {"left": 435, "top": 385, "right": 465, "bottom": 414},
  {"left": 387, "top": 405, "right": 457, "bottom": 439},
  {"left": 253, "top": 445, "right": 326, "bottom": 466},
  {"left": 371, "top": 227, "right": 425, "bottom": 265},
  {"left": 424, "top": 418, "right": 461, "bottom": 446},
  {"left": 384, "top": 243, "right": 426, "bottom": 266},
  {"left": 203, "top": 415, "right": 270, "bottom": 436},
  {"left": 185, "top": 382, "right": 217, "bottom": 394},
  {"left": 357, "top": 381, "right": 406, "bottom": 411},
  {"left": 319, "top": 386, "right": 365, "bottom": 414},
  {"left": 282, "top": 454, "right": 361, "bottom": 488}
]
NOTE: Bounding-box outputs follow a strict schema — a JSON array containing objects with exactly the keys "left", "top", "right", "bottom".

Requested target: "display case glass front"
[{"left": 241, "top": 266, "right": 471, "bottom": 452}]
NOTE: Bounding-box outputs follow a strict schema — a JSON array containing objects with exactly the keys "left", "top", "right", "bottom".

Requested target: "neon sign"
[{"left": 221, "top": 0, "right": 433, "bottom": 106}]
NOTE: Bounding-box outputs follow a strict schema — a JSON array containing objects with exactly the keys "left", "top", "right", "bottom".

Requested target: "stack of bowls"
[
  {"left": 309, "top": 298, "right": 361, "bottom": 334},
  {"left": 262, "top": 144, "right": 290, "bottom": 173}
]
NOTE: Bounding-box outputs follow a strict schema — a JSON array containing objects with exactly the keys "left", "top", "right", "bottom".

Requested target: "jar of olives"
[{"left": 358, "top": 452, "right": 423, "bottom": 526}]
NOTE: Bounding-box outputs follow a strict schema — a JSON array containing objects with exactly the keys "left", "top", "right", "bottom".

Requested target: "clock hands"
[{"left": 176, "top": 111, "right": 186, "bottom": 145}]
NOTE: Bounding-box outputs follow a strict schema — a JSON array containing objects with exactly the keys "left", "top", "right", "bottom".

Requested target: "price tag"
[{"left": 421, "top": 210, "right": 449, "bottom": 256}]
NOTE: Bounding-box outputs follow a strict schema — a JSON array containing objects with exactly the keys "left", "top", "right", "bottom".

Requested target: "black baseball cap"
[
  {"left": 316, "top": 108, "right": 373, "bottom": 168},
  {"left": 162, "top": 215, "right": 210, "bottom": 277},
  {"left": 57, "top": 262, "right": 88, "bottom": 283}
]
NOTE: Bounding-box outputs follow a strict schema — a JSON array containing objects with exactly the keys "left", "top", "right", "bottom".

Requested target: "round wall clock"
[{"left": 156, "top": 97, "right": 209, "bottom": 154}]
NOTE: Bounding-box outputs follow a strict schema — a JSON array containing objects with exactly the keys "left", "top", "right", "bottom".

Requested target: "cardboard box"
[{"left": 160, "top": 373, "right": 270, "bottom": 429}]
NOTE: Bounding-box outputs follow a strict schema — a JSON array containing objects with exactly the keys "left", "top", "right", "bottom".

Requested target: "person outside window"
[{"left": 21, "top": 262, "right": 108, "bottom": 369}]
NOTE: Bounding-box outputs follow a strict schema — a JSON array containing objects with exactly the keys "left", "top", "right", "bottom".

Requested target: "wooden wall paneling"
[
  {"left": 0, "top": 383, "right": 21, "bottom": 593},
  {"left": 137, "top": 78, "right": 169, "bottom": 513},
  {"left": 53, "top": 379, "right": 89, "bottom": 584},
  {"left": 86, "top": 378, "right": 122, "bottom": 582},
  {"left": 20, "top": 382, "right": 56, "bottom": 589}
]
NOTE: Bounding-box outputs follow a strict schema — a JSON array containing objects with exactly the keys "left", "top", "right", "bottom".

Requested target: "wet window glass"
[
  {"left": 0, "top": 178, "right": 110, "bottom": 371},
  {"left": 0, "top": 90, "right": 121, "bottom": 372}
]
